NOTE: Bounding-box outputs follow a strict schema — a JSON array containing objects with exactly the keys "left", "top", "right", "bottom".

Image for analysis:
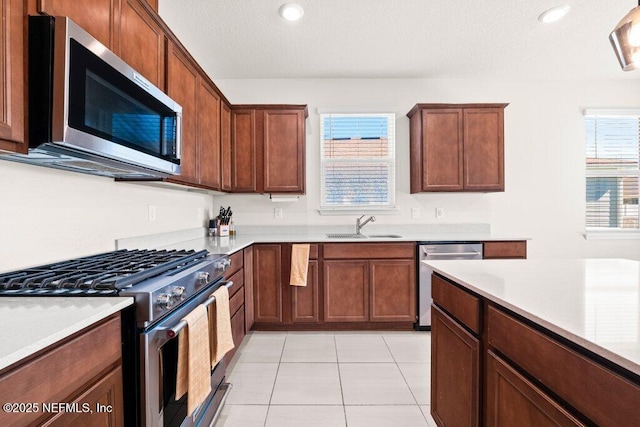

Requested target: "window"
[
  {"left": 320, "top": 113, "right": 396, "bottom": 211},
  {"left": 585, "top": 110, "right": 639, "bottom": 232}
]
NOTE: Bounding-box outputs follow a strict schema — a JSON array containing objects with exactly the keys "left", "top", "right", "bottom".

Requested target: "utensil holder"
[{"left": 218, "top": 225, "right": 230, "bottom": 236}]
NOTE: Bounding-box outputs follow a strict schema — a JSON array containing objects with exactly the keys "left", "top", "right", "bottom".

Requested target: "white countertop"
[
  {"left": 138, "top": 226, "right": 529, "bottom": 256},
  {"left": 0, "top": 297, "right": 133, "bottom": 371},
  {"left": 424, "top": 258, "right": 640, "bottom": 377}
]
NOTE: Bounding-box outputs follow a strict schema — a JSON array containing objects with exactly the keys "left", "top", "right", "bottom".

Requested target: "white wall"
[
  {"left": 0, "top": 161, "right": 212, "bottom": 272},
  {"left": 213, "top": 78, "right": 640, "bottom": 261},
  {"left": 2, "top": 77, "right": 639, "bottom": 271}
]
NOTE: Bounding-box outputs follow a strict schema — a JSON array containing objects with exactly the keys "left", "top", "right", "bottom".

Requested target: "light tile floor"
[{"left": 216, "top": 330, "right": 437, "bottom": 427}]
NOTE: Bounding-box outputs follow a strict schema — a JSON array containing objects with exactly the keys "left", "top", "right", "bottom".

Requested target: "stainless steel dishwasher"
[{"left": 417, "top": 242, "right": 483, "bottom": 329}]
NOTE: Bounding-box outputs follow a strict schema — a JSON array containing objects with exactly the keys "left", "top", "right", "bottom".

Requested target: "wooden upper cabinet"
[
  {"left": 0, "top": 0, "right": 25, "bottom": 153},
  {"left": 34, "top": 0, "right": 115, "bottom": 49},
  {"left": 221, "top": 102, "right": 232, "bottom": 191},
  {"left": 464, "top": 108, "right": 504, "bottom": 191},
  {"left": 262, "top": 108, "right": 306, "bottom": 193},
  {"left": 166, "top": 43, "right": 198, "bottom": 183},
  {"left": 118, "top": 0, "right": 165, "bottom": 89},
  {"left": 408, "top": 103, "right": 507, "bottom": 193},
  {"left": 411, "top": 109, "right": 463, "bottom": 192},
  {"left": 197, "top": 80, "right": 221, "bottom": 189},
  {"left": 231, "top": 109, "right": 257, "bottom": 192}
]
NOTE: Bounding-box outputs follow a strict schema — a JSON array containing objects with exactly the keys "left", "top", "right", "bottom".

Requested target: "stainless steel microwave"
[{"left": 1, "top": 16, "right": 182, "bottom": 178}]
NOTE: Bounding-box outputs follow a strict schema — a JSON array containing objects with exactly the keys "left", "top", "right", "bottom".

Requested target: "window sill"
[
  {"left": 583, "top": 230, "right": 640, "bottom": 240},
  {"left": 318, "top": 208, "right": 399, "bottom": 216}
]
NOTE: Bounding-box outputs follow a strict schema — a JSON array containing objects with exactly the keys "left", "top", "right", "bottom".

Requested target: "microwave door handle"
[
  {"left": 158, "top": 281, "right": 233, "bottom": 339},
  {"left": 175, "top": 112, "right": 182, "bottom": 161}
]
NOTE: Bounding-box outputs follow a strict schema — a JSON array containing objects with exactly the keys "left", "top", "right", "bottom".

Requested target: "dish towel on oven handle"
[
  {"left": 209, "top": 285, "right": 235, "bottom": 366},
  {"left": 175, "top": 304, "right": 212, "bottom": 416},
  {"left": 289, "top": 243, "right": 310, "bottom": 286}
]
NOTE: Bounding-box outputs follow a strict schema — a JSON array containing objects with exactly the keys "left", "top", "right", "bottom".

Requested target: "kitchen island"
[{"left": 424, "top": 258, "right": 640, "bottom": 427}]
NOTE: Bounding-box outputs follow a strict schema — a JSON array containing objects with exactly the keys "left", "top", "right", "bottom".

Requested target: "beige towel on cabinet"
[
  {"left": 289, "top": 244, "right": 310, "bottom": 286},
  {"left": 209, "top": 286, "right": 235, "bottom": 366},
  {"left": 175, "top": 304, "right": 212, "bottom": 416}
]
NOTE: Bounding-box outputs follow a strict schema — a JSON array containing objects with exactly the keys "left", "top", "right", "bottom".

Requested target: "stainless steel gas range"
[{"left": 0, "top": 248, "right": 234, "bottom": 427}]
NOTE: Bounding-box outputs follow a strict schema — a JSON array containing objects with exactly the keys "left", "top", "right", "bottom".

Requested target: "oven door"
[{"left": 141, "top": 280, "right": 232, "bottom": 427}]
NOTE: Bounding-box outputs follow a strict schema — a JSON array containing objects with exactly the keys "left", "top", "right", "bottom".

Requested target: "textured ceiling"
[{"left": 158, "top": 0, "right": 640, "bottom": 80}]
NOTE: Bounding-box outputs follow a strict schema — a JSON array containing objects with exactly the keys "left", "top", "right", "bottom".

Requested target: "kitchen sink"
[{"left": 366, "top": 234, "right": 403, "bottom": 238}]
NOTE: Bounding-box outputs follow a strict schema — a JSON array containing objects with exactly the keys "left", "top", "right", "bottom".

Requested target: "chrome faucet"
[{"left": 356, "top": 215, "right": 376, "bottom": 235}]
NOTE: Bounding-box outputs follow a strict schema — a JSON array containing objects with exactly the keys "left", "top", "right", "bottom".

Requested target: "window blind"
[
  {"left": 320, "top": 113, "right": 396, "bottom": 209},
  {"left": 585, "top": 112, "right": 640, "bottom": 230}
]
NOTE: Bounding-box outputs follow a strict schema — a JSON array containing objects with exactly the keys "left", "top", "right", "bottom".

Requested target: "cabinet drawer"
[
  {"left": 229, "top": 284, "right": 245, "bottom": 317},
  {"left": 483, "top": 241, "right": 526, "bottom": 259},
  {"left": 324, "top": 243, "right": 414, "bottom": 259},
  {"left": 0, "top": 315, "right": 121, "bottom": 426},
  {"left": 224, "top": 250, "right": 244, "bottom": 279},
  {"left": 486, "top": 350, "right": 584, "bottom": 427},
  {"left": 227, "top": 269, "right": 244, "bottom": 299},
  {"left": 487, "top": 305, "right": 640, "bottom": 426},
  {"left": 432, "top": 274, "right": 480, "bottom": 334}
]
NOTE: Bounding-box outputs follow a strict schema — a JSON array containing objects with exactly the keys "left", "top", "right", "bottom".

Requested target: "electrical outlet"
[
  {"left": 411, "top": 207, "right": 420, "bottom": 219},
  {"left": 436, "top": 207, "right": 444, "bottom": 219},
  {"left": 274, "top": 207, "right": 283, "bottom": 219},
  {"left": 148, "top": 204, "right": 157, "bottom": 222}
]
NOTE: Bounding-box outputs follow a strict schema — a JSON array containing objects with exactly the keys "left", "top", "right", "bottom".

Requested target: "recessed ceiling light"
[
  {"left": 279, "top": 3, "right": 304, "bottom": 21},
  {"left": 538, "top": 5, "right": 571, "bottom": 24}
]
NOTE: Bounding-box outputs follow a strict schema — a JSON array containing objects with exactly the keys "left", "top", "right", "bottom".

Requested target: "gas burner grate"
[{"left": 0, "top": 249, "right": 209, "bottom": 292}]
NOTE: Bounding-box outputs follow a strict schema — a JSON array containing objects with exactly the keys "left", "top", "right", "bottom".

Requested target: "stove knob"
[
  {"left": 172, "top": 286, "right": 186, "bottom": 302},
  {"left": 198, "top": 271, "right": 210, "bottom": 285},
  {"left": 156, "top": 293, "right": 173, "bottom": 310}
]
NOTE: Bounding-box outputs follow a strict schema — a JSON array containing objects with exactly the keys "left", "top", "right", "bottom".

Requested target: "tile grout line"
[
  {"left": 381, "top": 334, "right": 431, "bottom": 425},
  {"left": 263, "top": 332, "right": 288, "bottom": 427},
  {"left": 334, "top": 332, "right": 349, "bottom": 427}
]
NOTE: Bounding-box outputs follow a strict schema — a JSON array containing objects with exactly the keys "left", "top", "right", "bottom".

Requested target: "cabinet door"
[
  {"left": 263, "top": 109, "right": 305, "bottom": 193},
  {"left": 432, "top": 305, "right": 480, "bottom": 427},
  {"left": 231, "top": 109, "right": 257, "bottom": 192},
  {"left": 118, "top": 0, "right": 165, "bottom": 89},
  {"left": 244, "top": 246, "right": 254, "bottom": 331},
  {"left": 0, "top": 0, "right": 25, "bottom": 152},
  {"left": 370, "top": 259, "right": 415, "bottom": 322},
  {"left": 223, "top": 306, "right": 246, "bottom": 366},
  {"left": 421, "top": 109, "right": 464, "bottom": 191},
  {"left": 253, "top": 244, "right": 282, "bottom": 323},
  {"left": 42, "top": 366, "right": 124, "bottom": 427},
  {"left": 221, "top": 103, "right": 232, "bottom": 191},
  {"left": 463, "top": 108, "right": 504, "bottom": 191},
  {"left": 197, "top": 80, "right": 221, "bottom": 189},
  {"left": 485, "top": 351, "right": 584, "bottom": 427},
  {"left": 35, "top": 0, "right": 114, "bottom": 49},
  {"left": 292, "top": 260, "right": 319, "bottom": 323},
  {"left": 324, "top": 260, "right": 368, "bottom": 322},
  {"left": 166, "top": 44, "right": 198, "bottom": 183}
]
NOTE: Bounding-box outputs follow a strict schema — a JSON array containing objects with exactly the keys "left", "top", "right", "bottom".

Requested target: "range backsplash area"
[{"left": 0, "top": 161, "right": 212, "bottom": 273}]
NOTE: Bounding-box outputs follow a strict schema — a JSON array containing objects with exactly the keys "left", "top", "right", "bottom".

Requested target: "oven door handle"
[{"left": 159, "top": 280, "right": 233, "bottom": 339}]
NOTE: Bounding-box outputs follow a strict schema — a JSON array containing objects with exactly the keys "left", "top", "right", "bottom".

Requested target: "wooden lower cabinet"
[
  {"left": 324, "top": 260, "right": 369, "bottom": 322},
  {"left": 252, "top": 243, "right": 416, "bottom": 329},
  {"left": 431, "top": 305, "right": 480, "bottom": 427},
  {"left": 253, "top": 244, "right": 283, "bottom": 323},
  {"left": 485, "top": 351, "right": 584, "bottom": 427},
  {"left": 483, "top": 241, "right": 527, "bottom": 259},
  {"left": 370, "top": 259, "right": 415, "bottom": 322},
  {"left": 292, "top": 260, "right": 319, "bottom": 323},
  {"left": 244, "top": 246, "right": 255, "bottom": 331},
  {"left": 0, "top": 314, "right": 124, "bottom": 426},
  {"left": 42, "top": 366, "right": 124, "bottom": 427}
]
